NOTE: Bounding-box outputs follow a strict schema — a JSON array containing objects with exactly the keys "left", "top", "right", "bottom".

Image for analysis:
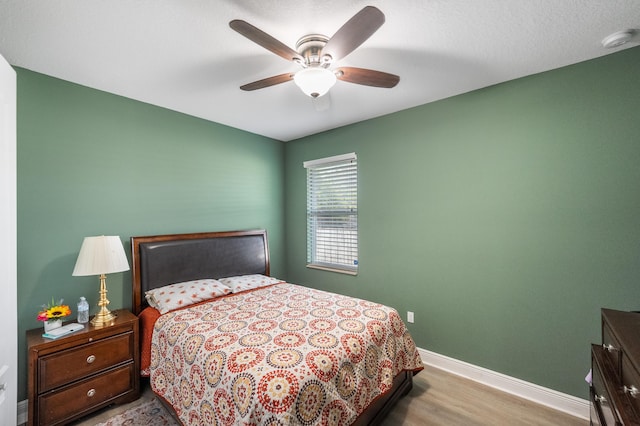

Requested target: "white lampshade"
[
  {"left": 294, "top": 67, "right": 337, "bottom": 98},
  {"left": 72, "top": 236, "right": 129, "bottom": 276}
]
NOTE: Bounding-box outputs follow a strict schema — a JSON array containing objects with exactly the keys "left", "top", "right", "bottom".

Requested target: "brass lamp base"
[
  {"left": 91, "top": 273, "right": 117, "bottom": 326},
  {"left": 91, "top": 307, "right": 117, "bottom": 326}
]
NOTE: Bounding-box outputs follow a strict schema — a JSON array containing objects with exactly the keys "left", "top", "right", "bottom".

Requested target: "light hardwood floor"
[
  {"left": 381, "top": 366, "right": 588, "bottom": 425},
  {"left": 71, "top": 366, "right": 589, "bottom": 425}
]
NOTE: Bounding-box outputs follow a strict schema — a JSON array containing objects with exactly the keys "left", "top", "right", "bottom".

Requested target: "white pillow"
[
  {"left": 218, "top": 274, "right": 283, "bottom": 293},
  {"left": 145, "top": 279, "right": 231, "bottom": 314}
]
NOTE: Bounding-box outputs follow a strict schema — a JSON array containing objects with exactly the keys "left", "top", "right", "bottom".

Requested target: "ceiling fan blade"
[
  {"left": 240, "top": 73, "right": 294, "bottom": 91},
  {"left": 321, "top": 6, "right": 385, "bottom": 62},
  {"left": 230, "top": 20, "right": 303, "bottom": 63},
  {"left": 335, "top": 67, "right": 399, "bottom": 88}
]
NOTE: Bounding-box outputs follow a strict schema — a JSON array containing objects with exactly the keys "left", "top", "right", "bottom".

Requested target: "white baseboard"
[
  {"left": 418, "top": 348, "right": 590, "bottom": 420},
  {"left": 17, "top": 399, "right": 27, "bottom": 425}
]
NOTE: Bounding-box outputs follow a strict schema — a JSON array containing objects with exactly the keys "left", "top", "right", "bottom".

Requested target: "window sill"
[{"left": 306, "top": 264, "right": 358, "bottom": 276}]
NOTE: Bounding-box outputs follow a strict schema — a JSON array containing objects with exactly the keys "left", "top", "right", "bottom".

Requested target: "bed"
[{"left": 131, "top": 229, "right": 423, "bottom": 425}]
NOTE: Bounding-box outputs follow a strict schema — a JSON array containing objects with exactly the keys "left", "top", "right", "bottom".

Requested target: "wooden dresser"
[
  {"left": 27, "top": 309, "right": 140, "bottom": 426},
  {"left": 590, "top": 308, "right": 640, "bottom": 425}
]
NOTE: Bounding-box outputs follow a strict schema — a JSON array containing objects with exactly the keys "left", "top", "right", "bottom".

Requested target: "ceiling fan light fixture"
[{"left": 294, "top": 67, "right": 336, "bottom": 98}]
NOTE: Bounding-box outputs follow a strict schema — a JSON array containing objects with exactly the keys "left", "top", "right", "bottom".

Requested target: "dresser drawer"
[
  {"left": 39, "top": 331, "right": 134, "bottom": 392},
  {"left": 591, "top": 345, "right": 620, "bottom": 426},
  {"left": 38, "top": 362, "right": 135, "bottom": 426},
  {"left": 621, "top": 352, "right": 640, "bottom": 417},
  {"left": 602, "top": 321, "right": 622, "bottom": 375}
]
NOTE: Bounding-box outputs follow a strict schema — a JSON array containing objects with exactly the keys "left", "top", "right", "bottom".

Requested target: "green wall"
[
  {"left": 15, "top": 47, "right": 640, "bottom": 404},
  {"left": 16, "top": 68, "right": 285, "bottom": 400},
  {"left": 284, "top": 46, "right": 640, "bottom": 399}
]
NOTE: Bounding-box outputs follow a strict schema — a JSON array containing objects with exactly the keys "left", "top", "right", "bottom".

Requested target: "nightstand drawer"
[
  {"left": 39, "top": 331, "right": 134, "bottom": 392},
  {"left": 38, "top": 362, "right": 135, "bottom": 426}
]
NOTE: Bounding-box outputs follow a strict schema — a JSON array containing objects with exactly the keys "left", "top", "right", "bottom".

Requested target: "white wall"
[{"left": 0, "top": 54, "right": 18, "bottom": 424}]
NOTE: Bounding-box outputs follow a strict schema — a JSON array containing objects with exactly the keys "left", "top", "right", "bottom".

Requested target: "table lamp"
[{"left": 72, "top": 235, "right": 130, "bottom": 326}]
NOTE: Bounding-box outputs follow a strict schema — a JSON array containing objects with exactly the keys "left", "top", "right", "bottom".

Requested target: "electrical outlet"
[{"left": 407, "top": 311, "right": 414, "bottom": 323}]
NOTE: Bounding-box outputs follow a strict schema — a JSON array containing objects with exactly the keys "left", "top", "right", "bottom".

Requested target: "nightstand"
[{"left": 27, "top": 309, "right": 140, "bottom": 426}]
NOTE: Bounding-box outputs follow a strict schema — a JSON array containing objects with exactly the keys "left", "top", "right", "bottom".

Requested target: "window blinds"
[{"left": 304, "top": 153, "right": 358, "bottom": 273}]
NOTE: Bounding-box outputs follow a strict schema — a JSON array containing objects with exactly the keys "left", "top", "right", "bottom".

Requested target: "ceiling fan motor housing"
[{"left": 296, "top": 34, "right": 331, "bottom": 67}]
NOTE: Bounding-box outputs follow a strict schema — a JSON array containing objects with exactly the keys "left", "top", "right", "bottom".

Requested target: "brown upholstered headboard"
[{"left": 130, "top": 230, "right": 269, "bottom": 315}]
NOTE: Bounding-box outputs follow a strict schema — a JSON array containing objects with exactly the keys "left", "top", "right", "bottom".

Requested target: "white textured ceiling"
[{"left": 1, "top": 1, "right": 638, "bottom": 141}]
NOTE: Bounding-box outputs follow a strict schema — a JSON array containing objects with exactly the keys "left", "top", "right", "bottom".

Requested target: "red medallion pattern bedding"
[{"left": 147, "top": 282, "right": 423, "bottom": 425}]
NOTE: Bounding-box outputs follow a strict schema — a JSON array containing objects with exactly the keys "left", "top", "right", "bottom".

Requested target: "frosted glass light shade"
[
  {"left": 294, "top": 67, "right": 336, "bottom": 98},
  {"left": 72, "top": 235, "right": 129, "bottom": 276}
]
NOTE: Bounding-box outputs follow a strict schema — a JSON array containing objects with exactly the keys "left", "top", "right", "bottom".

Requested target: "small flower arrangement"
[{"left": 37, "top": 298, "right": 72, "bottom": 323}]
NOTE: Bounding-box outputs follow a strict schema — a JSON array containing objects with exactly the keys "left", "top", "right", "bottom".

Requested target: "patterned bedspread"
[{"left": 149, "top": 283, "right": 423, "bottom": 425}]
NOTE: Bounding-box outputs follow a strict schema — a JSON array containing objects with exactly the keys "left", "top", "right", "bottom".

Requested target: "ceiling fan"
[{"left": 229, "top": 6, "right": 399, "bottom": 98}]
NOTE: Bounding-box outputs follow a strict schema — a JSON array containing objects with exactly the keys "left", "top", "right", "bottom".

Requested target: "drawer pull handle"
[
  {"left": 86, "top": 355, "right": 96, "bottom": 364},
  {"left": 594, "top": 394, "right": 607, "bottom": 404},
  {"left": 603, "top": 343, "right": 618, "bottom": 352},
  {"left": 624, "top": 385, "right": 639, "bottom": 398},
  {"left": 87, "top": 388, "right": 96, "bottom": 398}
]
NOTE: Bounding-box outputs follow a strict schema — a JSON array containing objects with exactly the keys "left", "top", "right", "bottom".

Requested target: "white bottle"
[{"left": 77, "top": 297, "right": 89, "bottom": 324}]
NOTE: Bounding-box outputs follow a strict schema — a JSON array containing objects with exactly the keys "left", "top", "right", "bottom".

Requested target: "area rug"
[{"left": 95, "top": 398, "right": 178, "bottom": 426}]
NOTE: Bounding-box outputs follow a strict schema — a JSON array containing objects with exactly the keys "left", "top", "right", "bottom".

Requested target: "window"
[{"left": 304, "top": 153, "right": 358, "bottom": 274}]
